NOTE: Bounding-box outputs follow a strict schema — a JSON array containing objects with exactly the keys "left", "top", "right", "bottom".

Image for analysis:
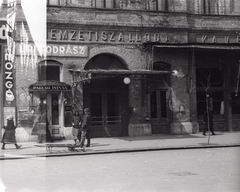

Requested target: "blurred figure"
[
  {"left": 1, "top": 116, "right": 22, "bottom": 150},
  {"left": 32, "top": 111, "right": 53, "bottom": 143},
  {"left": 203, "top": 96, "right": 215, "bottom": 136}
]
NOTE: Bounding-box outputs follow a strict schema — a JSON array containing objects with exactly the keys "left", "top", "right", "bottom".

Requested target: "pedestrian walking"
[
  {"left": 1, "top": 115, "right": 22, "bottom": 150},
  {"left": 72, "top": 111, "right": 81, "bottom": 145},
  {"left": 79, "top": 108, "right": 92, "bottom": 150},
  {"left": 203, "top": 108, "right": 216, "bottom": 136}
]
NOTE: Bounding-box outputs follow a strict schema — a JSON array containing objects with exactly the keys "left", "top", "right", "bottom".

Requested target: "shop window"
[
  {"left": 232, "top": 93, "right": 240, "bottom": 115},
  {"left": 64, "top": 91, "right": 73, "bottom": 127},
  {"left": 38, "top": 63, "right": 60, "bottom": 81},
  {"left": 196, "top": 68, "right": 224, "bottom": 88},
  {"left": 231, "top": 66, "right": 240, "bottom": 88},
  {"left": 231, "top": 66, "right": 240, "bottom": 114},
  {"left": 147, "top": 0, "right": 168, "bottom": 11},
  {"left": 197, "top": 92, "right": 224, "bottom": 116},
  {"left": 197, "top": 67, "right": 224, "bottom": 116}
]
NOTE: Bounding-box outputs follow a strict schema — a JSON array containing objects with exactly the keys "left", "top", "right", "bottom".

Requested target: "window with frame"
[
  {"left": 38, "top": 64, "right": 60, "bottom": 81},
  {"left": 230, "top": 65, "right": 240, "bottom": 115},
  {"left": 147, "top": 0, "right": 168, "bottom": 11},
  {"left": 196, "top": 68, "right": 224, "bottom": 88},
  {"left": 64, "top": 91, "right": 73, "bottom": 127},
  {"left": 92, "top": 0, "right": 118, "bottom": 8},
  {"left": 197, "top": 92, "right": 224, "bottom": 115},
  {"left": 202, "top": 0, "right": 220, "bottom": 14},
  {"left": 196, "top": 67, "right": 224, "bottom": 116}
]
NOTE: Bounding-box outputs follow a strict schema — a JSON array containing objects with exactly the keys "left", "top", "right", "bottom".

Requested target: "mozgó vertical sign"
[
  {"left": 3, "top": 0, "right": 16, "bottom": 107},
  {"left": 4, "top": 49, "right": 15, "bottom": 106}
]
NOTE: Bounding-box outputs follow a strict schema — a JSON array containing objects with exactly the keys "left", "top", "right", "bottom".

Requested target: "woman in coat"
[
  {"left": 1, "top": 115, "right": 22, "bottom": 150},
  {"left": 72, "top": 111, "right": 81, "bottom": 145}
]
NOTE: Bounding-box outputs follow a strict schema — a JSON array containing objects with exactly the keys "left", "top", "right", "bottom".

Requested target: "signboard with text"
[
  {"left": 47, "top": 28, "right": 188, "bottom": 44},
  {"left": 189, "top": 33, "right": 240, "bottom": 44},
  {"left": 3, "top": 46, "right": 16, "bottom": 106},
  {"left": 46, "top": 44, "right": 88, "bottom": 57},
  {"left": 0, "top": 20, "right": 7, "bottom": 43},
  {"left": 16, "top": 43, "right": 88, "bottom": 57}
]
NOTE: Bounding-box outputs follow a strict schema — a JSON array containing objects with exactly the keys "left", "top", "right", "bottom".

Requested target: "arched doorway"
[{"left": 83, "top": 54, "right": 129, "bottom": 137}]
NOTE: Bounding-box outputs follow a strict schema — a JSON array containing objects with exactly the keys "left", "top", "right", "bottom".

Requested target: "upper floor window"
[
  {"left": 38, "top": 61, "right": 61, "bottom": 81},
  {"left": 47, "top": 0, "right": 60, "bottom": 5},
  {"left": 147, "top": 0, "right": 168, "bottom": 11},
  {"left": 92, "top": 0, "right": 119, "bottom": 9},
  {"left": 201, "top": 0, "right": 236, "bottom": 15},
  {"left": 202, "top": 0, "right": 220, "bottom": 14}
]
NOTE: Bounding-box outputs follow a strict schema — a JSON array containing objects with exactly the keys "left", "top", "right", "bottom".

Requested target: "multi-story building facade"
[{"left": 1, "top": 0, "right": 240, "bottom": 141}]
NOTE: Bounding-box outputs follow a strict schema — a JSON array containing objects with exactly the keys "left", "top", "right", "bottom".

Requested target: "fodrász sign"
[
  {"left": 18, "top": 44, "right": 89, "bottom": 57},
  {"left": 46, "top": 44, "right": 88, "bottom": 57}
]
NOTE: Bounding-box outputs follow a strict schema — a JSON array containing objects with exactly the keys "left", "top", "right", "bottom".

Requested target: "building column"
[
  {"left": 170, "top": 67, "right": 195, "bottom": 134},
  {"left": 0, "top": 45, "right": 2, "bottom": 140},
  {"left": 226, "top": 62, "right": 232, "bottom": 131},
  {"left": 128, "top": 75, "right": 151, "bottom": 136},
  {"left": 189, "top": 49, "right": 199, "bottom": 133}
]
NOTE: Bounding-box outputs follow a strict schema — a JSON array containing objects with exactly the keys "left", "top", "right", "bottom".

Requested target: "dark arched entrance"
[{"left": 83, "top": 54, "right": 129, "bottom": 137}]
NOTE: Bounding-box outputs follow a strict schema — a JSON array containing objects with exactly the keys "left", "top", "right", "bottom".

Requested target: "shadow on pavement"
[
  {"left": 198, "top": 143, "right": 219, "bottom": 146},
  {"left": 89, "top": 143, "right": 110, "bottom": 147},
  {"left": 115, "top": 131, "right": 233, "bottom": 142}
]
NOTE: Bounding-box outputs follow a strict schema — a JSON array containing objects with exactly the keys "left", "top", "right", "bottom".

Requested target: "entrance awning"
[
  {"left": 68, "top": 69, "right": 171, "bottom": 84},
  {"left": 69, "top": 69, "right": 171, "bottom": 75},
  {"left": 29, "top": 80, "right": 71, "bottom": 92},
  {"left": 152, "top": 44, "right": 240, "bottom": 50}
]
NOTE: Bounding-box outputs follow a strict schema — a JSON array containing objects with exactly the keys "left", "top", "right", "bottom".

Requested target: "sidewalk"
[{"left": 1, "top": 131, "right": 240, "bottom": 160}]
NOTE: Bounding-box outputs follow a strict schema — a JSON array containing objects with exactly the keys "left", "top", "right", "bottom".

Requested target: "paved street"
[{"left": 0, "top": 147, "right": 240, "bottom": 192}]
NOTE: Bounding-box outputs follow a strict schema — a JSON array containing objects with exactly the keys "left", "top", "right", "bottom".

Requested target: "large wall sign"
[
  {"left": 47, "top": 29, "right": 188, "bottom": 44},
  {"left": 3, "top": 0, "right": 16, "bottom": 107},
  {"left": 46, "top": 44, "right": 88, "bottom": 57},
  {"left": 191, "top": 34, "right": 240, "bottom": 44},
  {"left": 4, "top": 47, "right": 15, "bottom": 106},
  {"left": 16, "top": 43, "right": 88, "bottom": 57}
]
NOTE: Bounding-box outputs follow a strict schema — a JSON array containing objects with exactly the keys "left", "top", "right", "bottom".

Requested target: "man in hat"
[
  {"left": 203, "top": 96, "right": 216, "bottom": 136},
  {"left": 79, "top": 108, "right": 92, "bottom": 150}
]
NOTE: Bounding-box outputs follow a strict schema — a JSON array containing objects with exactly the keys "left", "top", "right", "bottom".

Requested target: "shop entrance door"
[
  {"left": 89, "top": 91, "right": 122, "bottom": 137},
  {"left": 150, "top": 90, "right": 170, "bottom": 133},
  {"left": 39, "top": 93, "right": 60, "bottom": 137}
]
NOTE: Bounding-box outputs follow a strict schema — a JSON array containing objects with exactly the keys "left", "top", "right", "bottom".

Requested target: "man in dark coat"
[
  {"left": 203, "top": 109, "right": 216, "bottom": 136},
  {"left": 79, "top": 108, "right": 92, "bottom": 150},
  {"left": 1, "top": 116, "right": 22, "bottom": 150}
]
